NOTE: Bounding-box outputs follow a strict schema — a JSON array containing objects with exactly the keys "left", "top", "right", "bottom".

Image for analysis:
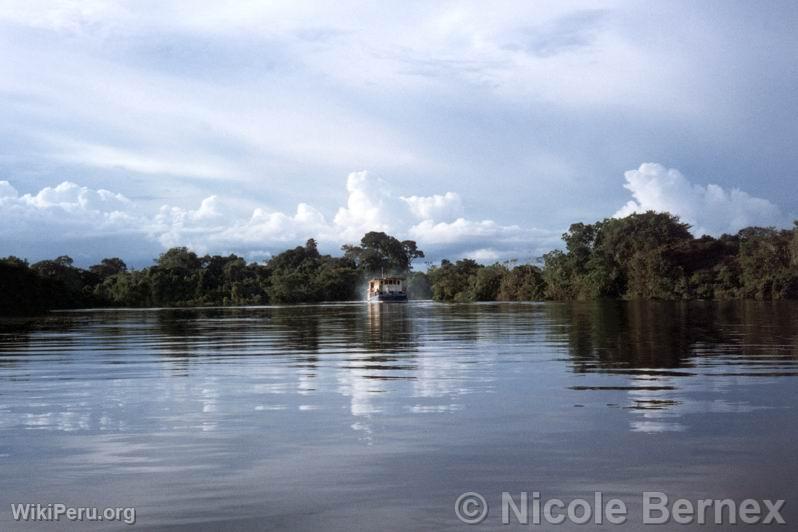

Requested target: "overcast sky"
[{"left": 1, "top": 1, "right": 796, "bottom": 266}]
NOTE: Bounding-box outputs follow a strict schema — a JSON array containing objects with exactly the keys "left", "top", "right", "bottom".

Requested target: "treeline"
[
  {"left": 428, "top": 211, "right": 798, "bottom": 302},
  {"left": 2, "top": 211, "right": 798, "bottom": 315},
  {"left": 0, "top": 232, "right": 427, "bottom": 315}
]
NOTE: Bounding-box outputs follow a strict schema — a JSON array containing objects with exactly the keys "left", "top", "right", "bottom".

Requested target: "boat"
[{"left": 367, "top": 276, "right": 408, "bottom": 302}]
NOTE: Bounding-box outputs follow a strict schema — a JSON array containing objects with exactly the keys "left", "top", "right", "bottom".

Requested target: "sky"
[{"left": 0, "top": 1, "right": 796, "bottom": 266}]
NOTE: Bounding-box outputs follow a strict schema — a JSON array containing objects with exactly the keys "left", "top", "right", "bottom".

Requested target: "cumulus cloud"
[
  {"left": 614, "top": 163, "right": 788, "bottom": 235},
  {"left": 0, "top": 180, "right": 138, "bottom": 239},
  {"left": 401, "top": 192, "right": 463, "bottom": 221},
  {"left": 332, "top": 171, "right": 402, "bottom": 240},
  {"left": 24, "top": 181, "right": 131, "bottom": 212},
  {"left": 4, "top": 165, "right": 790, "bottom": 266},
  {"left": 0, "top": 172, "right": 557, "bottom": 264},
  {"left": 0, "top": 179, "right": 150, "bottom": 262},
  {"left": 407, "top": 217, "right": 557, "bottom": 261},
  {"left": 408, "top": 218, "right": 517, "bottom": 245}
]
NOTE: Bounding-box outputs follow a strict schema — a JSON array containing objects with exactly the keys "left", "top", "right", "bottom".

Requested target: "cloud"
[
  {"left": 0, "top": 1, "right": 796, "bottom": 246},
  {"left": 3, "top": 164, "right": 791, "bottom": 266},
  {"left": 407, "top": 217, "right": 557, "bottom": 262},
  {"left": 614, "top": 163, "right": 787, "bottom": 235},
  {"left": 401, "top": 192, "right": 463, "bottom": 221},
  {"left": 0, "top": 180, "right": 18, "bottom": 199},
  {"left": 408, "top": 218, "right": 518, "bottom": 245},
  {"left": 2, "top": 3, "right": 796, "bottom": 264},
  {"left": 332, "top": 171, "right": 400, "bottom": 240},
  {"left": 53, "top": 140, "right": 249, "bottom": 181},
  {"left": 23, "top": 181, "right": 131, "bottom": 211},
  {"left": 0, "top": 180, "right": 138, "bottom": 239},
  {"left": 0, "top": 172, "right": 557, "bottom": 264},
  {"left": 0, "top": 179, "right": 152, "bottom": 262}
]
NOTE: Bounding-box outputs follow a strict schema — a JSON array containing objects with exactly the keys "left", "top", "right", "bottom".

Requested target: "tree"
[
  {"left": 95, "top": 270, "right": 153, "bottom": 307},
  {"left": 90, "top": 258, "right": 128, "bottom": 279},
  {"left": 401, "top": 240, "right": 425, "bottom": 267},
  {"left": 268, "top": 239, "right": 357, "bottom": 303},
  {"left": 737, "top": 227, "right": 797, "bottom": 299},
  {"left": 156, "top": 247, "right": 201, "bottom": 271},
  {"left": 542, "top": 250, "right": 575, "bottom": 300},
  {"left": 472, "top": 264, "right": 507, "bottom": 301},
  {"left": 313, "top": 257, "right": 359, "bottom": 301},
  {"left": 0, "top": 257, "right": 48, "bottom": 314},
  {"left": 30, "top": 255, "right": 89, "bottom": 307},
  {"left": 498, "top": 264, "right": 545, "bottom": 301},
  {"left": 427, "top": 259, "right": 481, "bottom": 302},
  {"left": 150, "top": 247, "right": 202, "bottom": 305},
  {"left": 3, "top": 214, "right": 798, "bottom": 315},
  {"left": 342, "top": 232, "right": 424, "bottom": 274},
  {"left": 541, "top": 211, "right": 694, "bottom": 300}
]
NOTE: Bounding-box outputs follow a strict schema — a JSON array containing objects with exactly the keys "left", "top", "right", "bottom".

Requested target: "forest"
[
  {"left": 2, "top": 211, "right": 798, "bottom": 315},
  {"left": 0, "top": 231, "right": 428, "bottom": 315}
]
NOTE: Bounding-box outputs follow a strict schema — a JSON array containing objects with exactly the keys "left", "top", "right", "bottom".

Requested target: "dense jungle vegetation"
[
  {"left": 0, "top": 231, "right": 427, "bottom": 314},
  {"left": 2, "top": 211, "right": 798, "bottom": 315}
]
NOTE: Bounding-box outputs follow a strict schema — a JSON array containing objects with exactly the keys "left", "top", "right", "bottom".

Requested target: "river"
[{"left": 1, "top": 301, "right": 796, "bottom": 530}]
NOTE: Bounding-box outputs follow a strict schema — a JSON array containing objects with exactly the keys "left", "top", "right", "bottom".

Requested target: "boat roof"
[{"left": 368, "top": 276, "right": 405, "bottom": 282}]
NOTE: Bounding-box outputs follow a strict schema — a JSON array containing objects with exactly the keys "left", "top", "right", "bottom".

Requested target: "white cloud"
[
  {"left": 0, "top": 171, "right": 556, "bottom": 264},
  {"left": 3, "top": 164, "right": 790, "bottom": 266},
  {"left": 214, "top": 203, "right": 329, "bottom": 248},
  {"left": 22, "top": 181, "right": 131, "bottom": 211},
  {"left": 408, "top": 217, "right": 557, "bottom": 261},
  {"left": 614, "top": 163, "right": 787, "bottom": 235},
  {"left": 401, "top": 192, "right": 463, "bottom": 221},
  {"left": 468, "top": 248, "right": 502, "bottom": 262},
  {"left": 0, "top": 180, "right": 138, "bottom": 241},
  {"left": 409, "top": 218, "right": 519, "bottom": 244},
  {"left": 332, "top": 171, "right": 400, "bottom": 240},
  {"left": 0, "top": 179, "right": 153, "bottom": 262}
]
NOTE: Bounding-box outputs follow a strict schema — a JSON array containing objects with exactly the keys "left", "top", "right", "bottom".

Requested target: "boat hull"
[{"left": 367, "top": 292, "right": 408, "bottom": 302}]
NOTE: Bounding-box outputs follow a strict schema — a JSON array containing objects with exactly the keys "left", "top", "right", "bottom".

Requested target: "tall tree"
[
  {"left": 342, "top": 231, "right": 424, "bottom": 274},
  {"left": 89, "top": 258, "right": 128, "bottom": 279}
]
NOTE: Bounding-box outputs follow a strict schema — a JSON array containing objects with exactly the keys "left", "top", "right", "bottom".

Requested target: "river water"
[{"left": 1, "top": 301, "right": 797, "bottom": 530}]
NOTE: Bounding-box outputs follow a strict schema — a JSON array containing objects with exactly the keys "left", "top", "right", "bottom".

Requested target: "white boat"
[{"left": 367, "top": 277, "right": 408, "bottom": 302}]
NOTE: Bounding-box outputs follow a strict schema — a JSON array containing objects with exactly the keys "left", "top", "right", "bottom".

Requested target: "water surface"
[{"left": 1, "top": 301, "right": 797, "bottom": 530}]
